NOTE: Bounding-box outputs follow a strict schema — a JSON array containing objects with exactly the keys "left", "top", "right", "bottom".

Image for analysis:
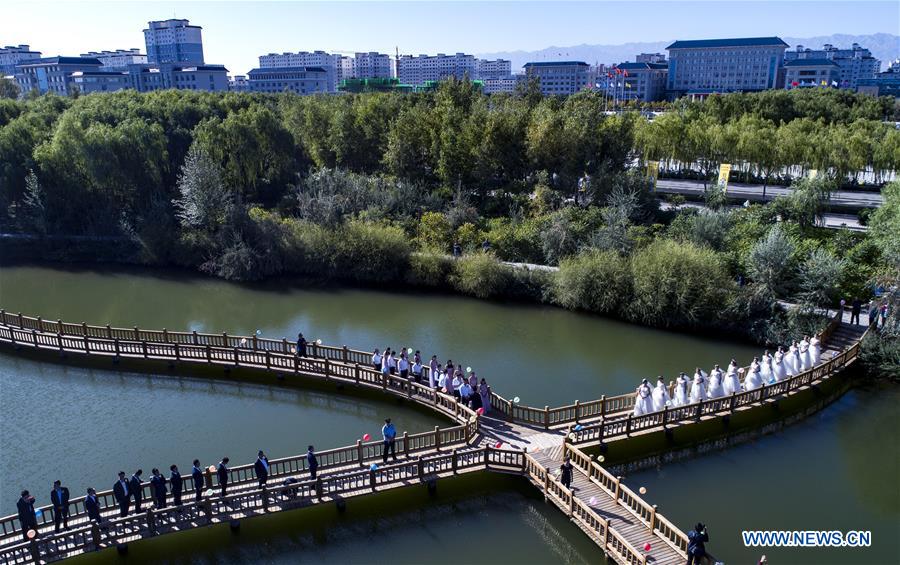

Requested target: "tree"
[
  {"left": 797, "top": 248, "right": 844, "bottom": 312},
  {"left": 868, "top": 180, "right": 900, "bottom": 271},
  {"left": 173, "top": 144, "right": 232, "bottom": 232},
  {"left": 747, "top": 223, "right": 796, "bottom": 299},
  {"left": 0, "top": 77, "right": 20, "bottom": 100},
  {"left": 18, "top": 170, "right": 46, "bottom": 234}
]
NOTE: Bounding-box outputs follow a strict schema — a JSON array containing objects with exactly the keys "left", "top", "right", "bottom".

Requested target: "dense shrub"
[
  {"left": 554, "top": 250, "right": 631, "bottom": 315},
  {"left": 407, "top": 251, "right": 453, "bottom": 287},
  {"left": 331, "top": 220, "right": 411, "bottom": 283},
  {"left": 450, "top": 253, "right": 510, "bottom": 299},
  {"left": 628, "top": 239, "right": 735, "bottom": 329}
]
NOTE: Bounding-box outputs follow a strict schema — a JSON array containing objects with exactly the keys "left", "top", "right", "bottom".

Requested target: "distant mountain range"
[{"left": 478, "top": 33, "right": 900, "bottom": 72}]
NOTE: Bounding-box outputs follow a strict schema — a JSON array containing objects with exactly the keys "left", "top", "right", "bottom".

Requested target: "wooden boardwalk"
[{"left": 0, "top": 308, "right": 869, "bottom": 565}]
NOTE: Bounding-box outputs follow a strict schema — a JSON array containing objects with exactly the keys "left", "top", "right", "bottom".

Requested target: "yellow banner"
[
  {"left": 718, "top": 163, "right": 732, "bottom": 191},
  {"left": 646, "top": 160, "right": 660, "bottom": 190}
]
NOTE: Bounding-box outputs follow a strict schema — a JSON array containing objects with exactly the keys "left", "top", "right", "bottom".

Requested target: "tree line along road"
[{"left": 655, "top": 178, "right": 884, "bottom": 210}]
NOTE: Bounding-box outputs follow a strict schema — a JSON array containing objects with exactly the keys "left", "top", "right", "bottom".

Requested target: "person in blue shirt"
[
  {"left": 687, "top": 522, "right": 709, "bottom": 565},
  {"left": 381, "top": 418, "right": 397, "bottom": 463}
]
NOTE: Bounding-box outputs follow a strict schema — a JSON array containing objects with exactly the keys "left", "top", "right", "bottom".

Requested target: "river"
[{"left": 0, "top": 265, "right": 896, "bottom": 564}]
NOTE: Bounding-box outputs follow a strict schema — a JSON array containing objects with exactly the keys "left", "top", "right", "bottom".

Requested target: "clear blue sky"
[{"left": 5, "top": 1, "right": 898, "bottom": 74}]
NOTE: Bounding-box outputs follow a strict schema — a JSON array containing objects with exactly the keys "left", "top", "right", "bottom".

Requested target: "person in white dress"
[
  {"left": 785, "top": 343, "right": 799, "bottom": 376},
  {"left": 707, "top": 365, "right": 725, "bottom": 398},
  {"left": 810, "top": 336, "right": 822, "bottom": 366},
  {"left": 651, "top": 376, "right": 670, "bottom": 411},
  {"left": 744, "top": 362, "right": 763, "bottom": 390},
  {"left": 672, "top": 373, "right": 690, "bottom": 407},
  {"left": 773, "top": 347, "right": 787, "bottom": 381},
  {"left": 690, "top": 369, "right": 707, "bottom": 403},
  {"left": 632, "top": 379, "right": 654, "bottom": 416},
  {"left": 759, "top": 351, "right": 773, "bottom": 384},
  {"left": 799, "top": 337, "right": 811, "bottom": 371},
  {"left": 723, "top": 363, "right": 741, "bottom": 396}
]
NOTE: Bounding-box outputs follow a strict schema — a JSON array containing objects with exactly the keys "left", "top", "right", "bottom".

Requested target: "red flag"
[
  {"left": 623, "top": 69, "right": 629, "bottom": 77},
  {"left": 791, "top": 81, "right": 799, "bottom": 87},
  {"left": 607, "top": 72, "right": 613, "bottom": 78},
  {"left": 614, "top": 67, "right": 622, "bottom": 75}
]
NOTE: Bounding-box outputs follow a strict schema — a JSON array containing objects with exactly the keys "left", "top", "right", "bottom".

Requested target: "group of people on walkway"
[
  {"left": 371, "top": 348, "right": 493, "bottom": 414},
  {"left": 632, "top": 336, "right": 822, "bottom": 416},
  {"left": 15, "top": 448, "right": 321, "bottom": 539}
]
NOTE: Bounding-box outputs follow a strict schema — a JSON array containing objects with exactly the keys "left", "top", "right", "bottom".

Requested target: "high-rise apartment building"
[
  {"left": 1, "top": 45, "right": 42, "bottom": 76},
  {"left": 397, "top": 53, "right": 476, "bottom": 86},
  {"left": 665, "top": 37, "right": 788, "bottom": 97},
  {"left": 476, "top": 59, "right": 512, "bottom": 80},
  {"left": 143, "top": 19, "right": 204, "bottom": 65},
  {"left": 258, "top": 51, "right": 338, "bottom": 91},
  {"left": 353, "top": 52, "right": 392, "bottom": 80},
  {"left": 784, "top": 43, "right": 880, "bottom": 89}
]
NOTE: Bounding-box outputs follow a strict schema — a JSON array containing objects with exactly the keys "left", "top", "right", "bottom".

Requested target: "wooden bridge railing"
[
  {"left": 0, "top": 306, "right": 849, "bottom": 432},
  {"left": 0, "top": 417, "right": 480, "bottom": 544},
  {"left": 568, "top": 326, "right": 865, "bottom": 446}
]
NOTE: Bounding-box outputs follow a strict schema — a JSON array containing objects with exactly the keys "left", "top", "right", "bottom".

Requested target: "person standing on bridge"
[
  {"left": 429, "top": 356, "right": 439, "bottom": 388},
  {"left": 651, "top": 377, "right": 670, "bottom": 411},
  {"left": 297, "top": 333, "right": 308, "bottom": 358},
  {"left": 307, "top": 446, "right": 318, "bottom": 479},
  {"left": 707, "top": 366, "right": 725, "bottom": 399},
  {"left": 169, "top": 465, "right": 183, "bottom": 506},
  {"left": 149, "top": 468, "right": 167, "bottom": 509},
  {"left": 217, "top": 458, "right": 230, "bottom": 497},
  {"left": 672, "top": 373, "right": 690, "bottom": 407},
  {"left": 459, "top": 378, "right": 474, "bottom": 407},
  {"left": 689, "top": 370, "right": 707, "bottom": 403},
  {"left": 381, "top": 419, "right": 398, "bottom": 463},
  {"left": 633, "top": 379, "right": 653, "bottom": 415},
  {"left": 850, "top": 298, "right": 862, "bottom": 325},
  {"left": 810, "top": 335, "right": 821, "bottom": 365},
  {"left": 255, "top": 450, "right": 270, "bottom": 487},
  {"left": 17, "top": 490, "right": 37, "bottom": 540},
  {"left": 84, "top": 488, "right": 101, "bottom": 523},
  {"left": 686, "top": 522, "right": 709, "bottom": 565},
  {"left": 191, "top": 460, "right": 203, "bottom": 502},
  {"left": 372, "top": 349, "right": 382, "bottom": 371},
  {"left": 560, "top": 457, "right": 573, "bottom": 490},
  {"left": 113, "top": 471, "right": 130, "bottom": 516},
  {"left": 129, "top": 470, "right": 144, "bottom": 513},
  {"left": 412, "top": 357, "right": 423, "bottom": 384},
  {"left": 398, "top": 351, "right": 410, "bottom": 381},
  {"left": 479, "top": 378, "right": 492, "bottom": 414},
  {"left": 723, "top": 364, "right": 741, "bottom": 396},
  {"left": 50, "top": 480, "right": 70, "bottom": 532}
]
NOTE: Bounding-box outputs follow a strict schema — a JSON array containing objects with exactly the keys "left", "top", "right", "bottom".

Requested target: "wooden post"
[
  {"left": 252, "top": 335, "right": 258, "bottom": 351},
  {"left": 382, "top": 371, "right": 388, "bottom": 392},
  {"left": 28, "top": 539, "right": 39, "bottom": 562},
  {"left": 369, "top": 469, "right": 376, "bottom": 491},
  {"left": 625, "top": 414, "right": 632, "bottom": 436},
  {"left": 106, "top": 324, "right": 112, "bottom": 339},
  {"left": 82, "top": 322, "right": 88, "bottom": 336},
  {"left": 574, "top": 400, "right": 580, "bottom": 424},
  {"left": 58, "top": 333, "right": 64, "bottom": 355},
  {"left": 402, "top": 432, "right": 409, "bottom": 459},
  {"left": 695, "top": 399, "right": 703, "bottom": 421},
  {"left": 417, "top": 457, "right": 425, "bottom": 478},
  {"left": 544, "top": 406, "right": 550, "bottom": 429},
  {"left": 174, "top": 343, "right": 180, "bottom": 362},
  {"left": 282, "top": 338, "right": 288, "bottom": 355},
  {"left": 354, "top": 364, "right": 360, "bottom": 386},
  {"left": 222, "top": 332, "right": 229, "bottom": 348},
  {"left": 31, "top": 329, "right": 37, "bottom": 347},
  {"left": 342, "top": 345, "right": 348, "bottom": 363},
  {"left": 451, "top": 448, "right": 458, "bottom": 474},
  {"left": 483, "top": 445, "right": 489, "bottom": 469},
  {"left": 662, "top": 405, "right": 669, "bottom": 428},
  {"left": 543, "top": 466, "right": 549, "bottom": 494},
  {"left": 324, "top": 358, "right": 330, "bottom": 380},
  {"left": 83, "top": 333, "right": 89, "bottom": 353},
  {"left": 233, "top": 347, "right": 239, "bottom": 366},
  {"left": 649, "top": 504, "right": 657, "bottom": 532},
  {"left": 315, "top": 478, "right": 323, "bottom": 501},
  {"left": 730, "top": 392, "right": 737, "bottom": 412},
  {"left": 36, "top": 316, "right": 43, "bottom": 332},
  {"left": 357, "top": 440, "right": 364, "bottom": 467},
  {"left": 599, "top": 395, "right": 606, "bottom": 418},
  {"left": 261, "top": 485, "right": 269, "bottom": 511},
  {"left": 312, "top": 341, "right": 318, "bottom": 358},
  {"left": 17, "top": 312, "right": 23, "bottom": 328},
  {"left": 265, "top": 350, "right": 271, "bottom": 370},
  {"left": 146, "top": 508, "right": 156, "bottom": 535},
  {"left": 163, "top": 328, "right": 168, "bottom": 343},
  {"left": 434, "top": 426, "right": 441, "bottom": 452},
  {"left": 206, "top": 344, "right": 211, "bottom": 363},
  {"left": 90, "top": 522, "right": 101, "bottom": 548},
  {"left": 193, "top": 331, "right": 199, "bottom": 345},
  {"left": 614, "top": 476, "right": 623, "bottom": 504},
  {"left": 134, "top": 326, "right": 139, "bottom": 340}
]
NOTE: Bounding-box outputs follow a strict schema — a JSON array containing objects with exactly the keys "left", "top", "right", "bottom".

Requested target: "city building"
[
  {"left": 337, "top": 55, "right": 354, "bottom": 84},
  {"left": 396, "top": 53, "right": 476, "bottom": 86},
  {"left": 476, "top": 59, "right": 512, "bottom": 80},
  {"left": 247, "top": 66, "right": 329, "bottom": 95},
  {"left": 784, "top": 43, "right": 880, "bottom": 89},
  {"left": 229, "top": 75, "right": 249, "bottom": 92},
  {"left": 523, "top": 61, "right": 589, "bottom": 95},
  {"left": 602, "top": 61, "right": 669, "bottom": 102},
  {"left": 784, "top": 59, "right": 840, "bottom": 89},
  {"left": 857, "top": 67, "right": 900, "bottom": 98},
  {"left": 129, "top": 64, "right": 228, "bottom": 92},
  {"left": 635, "top": 53, "right": 666, "bottom": 64},
  {"left": 70, "top": 70, "right": 131, "bottom": 94},
  {"left": 80, "top": 49, "right": 147, "bottom": 71},
  {"left": 258, "top": 51, "right": 338, "bottom": 91},
  {"left": 1, "top": 45, "right": 42, "bottom": 76},
  {"left": 353, "top": 52, "right": 392, "bottom": 79},
  {"left": 338, "top": 77, "right": 414, "bottom": 94},
  {"left": 481, "top": 75, "right": 524, "bottom": 94},
  {"left": 143, "top": 19, "right": 204, "bottom": 65},
  {"left": 15, "top": 56, "right": 102, "bottom": 95},
  {"left": 665, "top": 36, "right": 788, "bottom": 97}
]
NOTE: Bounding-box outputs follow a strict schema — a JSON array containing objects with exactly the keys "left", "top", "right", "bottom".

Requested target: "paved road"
[
  {"left": 658, "top": 201, "right": 866, "bottom": 231},
  {"left": 656, "top": 178, "right": 883, "bottom": 209}
]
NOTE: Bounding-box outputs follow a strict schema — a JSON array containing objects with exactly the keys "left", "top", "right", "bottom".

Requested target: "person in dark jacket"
[
  {"left": 129, "top": 470, "right": 143, "bottom": 512},
  {"left": 307, "top": 446, "right": 318, "bottom": 480},
  {"left": 149, "top": 469, "right": 167, "bottom": 509},
  {"left": 217, "top": 458, "right": 230, "bottom": 497},
  {"left": 85, "top": 488, "right": 102, "bottom": 523},
  {"left": 687, "top": 522, "right": 709, "bottom": 565},
  {"left": 850, "top": 298, "right": 862, "bottom": 325},
  {"left": 113, "top": 472, "right": 130, "bottom": 517},
  {"left": 560, "top": 457, "right": 573, "bottom": 489},
  {"left": 254, "top": 451, "right": 270, "bottom": 487},
  {"left": 50, "top": 480, "right": 70, "bottom": 532},
  {"left": 17, "top": 490, "right": 37, "bottom": 540},
  {"left": 297, "top": 333, "right": 307, "bottom": 357},
  {"left": 191, "top": 460, "right": 204, "bottom": 501},
  {"left": 169, "top": 465, "right": 183, "bottom": 506}
]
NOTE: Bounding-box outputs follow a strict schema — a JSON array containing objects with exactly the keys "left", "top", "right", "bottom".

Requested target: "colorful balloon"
[
  {"left": 644, "top": 543, "right": 652, "bottom": 551},
  {"left": 369, "top": 464, "right": 378, "bottom": 471},
  {"left": 574, "top": 424, "right": 583, "bottom": 431},
  {"left": 363, "top": 433, "right": 371, "bottom": 441},
  {"left": 34, "top": 509, "right": 42, "bottom": 517},
  {"left": 255, "top": 329, "right": 261, "bottom": 336},
  {"left": 494, "top": 441, "right": 503, "bottom": 448},
  {"left": 589, "top": 496, "right": 597, "bottom": 505},
  {"left": 476, "top": 407, "right": 484, "bottom": 415}
]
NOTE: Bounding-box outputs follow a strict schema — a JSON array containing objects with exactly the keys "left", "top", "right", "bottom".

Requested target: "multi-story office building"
[
  {"left": 353, "top": 52, "right": 392, "bottom": 79},
  {"left": 80, "top": 49, "right": 147, "bottom": 71},
  {"left": 1, "top": 45, "right": 42, "bottom": 76},
  {"left": 784, "top": 59, "right": 840, "bottom": 89},
  {"left": 229, "top": 75, "right": 249, "bottom": 92},
  {"left": 603, "top": 61, "right": 669, "bottom": 102},
  {"left": 523, "top": 61, "right": 589, "bottom": 96},
  {"left": 784, "top": 43, "right": 880, "bottom": 89},
  {"left": 665, "top": 36, "right": 788, "bottom": 97},
  {"left": 15, "top": 56, "right": 102, "bottom": 95},
  {"left": 258, "top": 51, "right": 338, "bottom": 91},
  {"left": 128, "top": 64, "right": 228, "bottom": 92},
  {"left": 857, "top": 66, "right": 900, "bottom": 98},
  {"left": 70, "top": 70, "right": 131, "bottom": 93},
  {"left": 481, "top": 75, "right": 524, "bottom": 94},
  {"left": 635, "top": 53, "right": 666, "bottom": 64},
  {"left": 143, "top": 19, "right": 204, "bottom": 65},
  {"left": 397, "top": 53, "right": 476, "bottom": 86},
  {"left": 336, "top": 55, "right": 354, "bottom": 84},
  {"left": 476, "top": 59, "right": 512, "bottom": 80},
  {"left": 247, "top": 66, "right": 329, "bottom": 95}
]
